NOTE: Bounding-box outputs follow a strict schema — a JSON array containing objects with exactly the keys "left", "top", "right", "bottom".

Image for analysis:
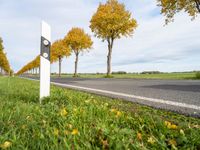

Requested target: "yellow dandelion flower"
[
  {"left": 165, "top": 121, "right": 178, "bottom": 129},
  {"left": 53, "top": 128, "right": 59, "bottom": 136},
  {"left": 147, "top": 137, "right": 156, "bottom": 144},
  {"left": 60, "top": 108, "right": 67, "bottom": 117},
  {"left": 170, "top": 124, "right": 178, "bottom": 129},
  {"left": 116, "top": 111, "right": 122, "bottom": 117},
  {"left": 164, "top": 121, "right": 171, "bottom": 127},
  {"left": 0, "top": 141, "right": 12, "bottom": 149},
  {"left": 71, "top": 129, "right": 79, "bottom": 135},
  {"left": 137, "top": 132, "right": 142, "bottom": 141}
]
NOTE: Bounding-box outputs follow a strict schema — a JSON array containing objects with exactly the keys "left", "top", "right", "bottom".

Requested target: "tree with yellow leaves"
[
  {"left": 0, "top": 37, "right": 10, "bottom": 74},
  {"left": 157, "top": 0, "right": 200, "bottom": 24},
  {"left": 64, "top": 28, "right": 93, "bottom": 77},
  {"left": 51, "top": 40, "right": 70, "bottom": 77},
  {"left": 90, "top": 0, "right": 137, "bottom": 77},
  {"left": 16, "top": 55, "right": 40, "bottom": 76}
]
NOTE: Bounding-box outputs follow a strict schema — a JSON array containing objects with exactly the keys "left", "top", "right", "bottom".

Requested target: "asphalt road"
[{"left": 28, "top": 77, "right": 200, "bottom": 117}]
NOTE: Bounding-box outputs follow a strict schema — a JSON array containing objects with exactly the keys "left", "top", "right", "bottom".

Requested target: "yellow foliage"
[
  {"left": 16, "top": 55, "right": 40, "bottom": 75},
  {"left": 157, "top": 0, "right": 200, "bottom": 24},
  {"left": 0, "top": 38, "right": 11, "bottom": 74},
  {"left": 51, "top": 39, "right": 70, "bottom": 63},
  {"left": 64, "top": 28, "right": 93, "bottom": 54},
  {"left": 90, "top": 0, "right": 137, "bottom": 40}
]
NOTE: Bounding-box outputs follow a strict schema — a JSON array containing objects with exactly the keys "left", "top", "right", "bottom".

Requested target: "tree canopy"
[
  {"left": 51, "top": 39, "right": 71, "bottom": 77},
  {"left": 51, "top": 39, "right": 70, "bottom": 63},
  {"left": 157, "top": 0, "right": 200, "bottom": 24},
  {"left": 16, "top": 55, "right": 40, "bottom": 75},
  {"left": 64, "top": 28, "right": 93, "bottom": 52},
  {"left": 90, "top": 0, "right": 137, "bottom": 41}
]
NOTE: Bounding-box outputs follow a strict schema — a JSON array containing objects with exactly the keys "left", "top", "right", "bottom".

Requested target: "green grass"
[
  {"left": 50, "top": 72, "right": 198, "bottom": 80},
  {"left": 0, "top": 77, "right": 200, "bottom": 149}
]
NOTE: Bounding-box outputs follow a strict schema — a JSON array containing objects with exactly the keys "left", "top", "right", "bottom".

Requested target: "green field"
[
  {"left": 0, "top": 77, "right": 200, "bottom": 149},
  {"left": 50, "top": 72, "right": 199, "bottom": 80}
]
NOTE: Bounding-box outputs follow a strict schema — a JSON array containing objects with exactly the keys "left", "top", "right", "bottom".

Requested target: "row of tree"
[
  {"left": 0, "top": 37, "right": 11, "bottom": 75},
  {"left": 16, "top": 0, "right": 199, "bottom": 77},
  {"left": 17, "top": 27, "right": 93, "bottom": 77}
]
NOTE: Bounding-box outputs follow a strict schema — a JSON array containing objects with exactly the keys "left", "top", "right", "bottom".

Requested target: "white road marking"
[
  {"left": 22, "top": 77, "right": 200, "bottom": 111},
  {"left": 51, "top": 82, "right": 200, "bottom": 111}
]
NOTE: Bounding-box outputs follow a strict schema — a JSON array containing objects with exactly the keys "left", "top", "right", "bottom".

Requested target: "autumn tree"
[
  {"left": 51, "top": 40, "right": 70, "bottom": 77},
  {"left": 0, "top": 37, "right": 10, "bottom": 74},
  {"left": 64, "top": 28, "right": 93, "bottom": 77},
  {"left": 0, "top": 38, "right": 3, "bottom": 73},
  {"left": 90, "top": 0, "right": 137, "bottom": 77},
  {"left": 0, "top": 37, "right": 3, "bottom": 52},
  {"left": 34, "top": 55, "right": 40, "bottom": 74},
  {"left": 157, "top": 0, "right": 200, "bottom": 24}
]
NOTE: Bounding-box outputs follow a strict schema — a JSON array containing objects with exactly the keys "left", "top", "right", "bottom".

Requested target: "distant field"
[
  {"left": 51, "top": 72, "right": 197, "bottom": 80},
  {"left": 0, "top": 76, "right": 200, "bottom": 149}
]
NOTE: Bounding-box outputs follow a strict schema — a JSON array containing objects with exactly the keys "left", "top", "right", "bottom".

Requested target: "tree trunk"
[
  {"left": 58, "top": 57, "right": 62, "bottom": 77},
  {"left": 107, "top": 38, "right": 114, "bottom": 76},
  {"left": 74, "top": 51, "right": 79, "bottom": 77}
]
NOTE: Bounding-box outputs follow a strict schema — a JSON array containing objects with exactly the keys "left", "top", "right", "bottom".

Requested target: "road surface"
[{"left": 27, "top": 77, "right": 200, "bottom": 117}]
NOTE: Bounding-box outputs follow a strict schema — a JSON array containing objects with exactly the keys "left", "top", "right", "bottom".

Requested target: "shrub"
[
  {"left": 112, "top": 71, "right": 127, "bottom": 74},
  {"left": 196, "top": 72, "right": 200, "bottom": 79},
  {"left": 141, "top": 71, "right": 162, "bottom": 74},
  {"left": 104, "top": 74, "right": 114, "bottom": 78}
]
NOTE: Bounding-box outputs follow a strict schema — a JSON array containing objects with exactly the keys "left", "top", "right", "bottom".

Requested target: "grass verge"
[
  {"left": 0, "top": 77, "right": 200, "bottom": 149},
  {"left": 50, "top": 72, "right": 199, "bottom": 80}
]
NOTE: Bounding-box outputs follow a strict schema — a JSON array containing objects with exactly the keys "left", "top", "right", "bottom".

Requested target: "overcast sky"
[{"left": 0, "top": 0, "right": 200, "bottom": 73}]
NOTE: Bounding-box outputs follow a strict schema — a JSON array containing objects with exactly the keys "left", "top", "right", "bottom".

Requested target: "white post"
[{"left": 40, "top": 21, "right": 51, "bottom": 102}]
